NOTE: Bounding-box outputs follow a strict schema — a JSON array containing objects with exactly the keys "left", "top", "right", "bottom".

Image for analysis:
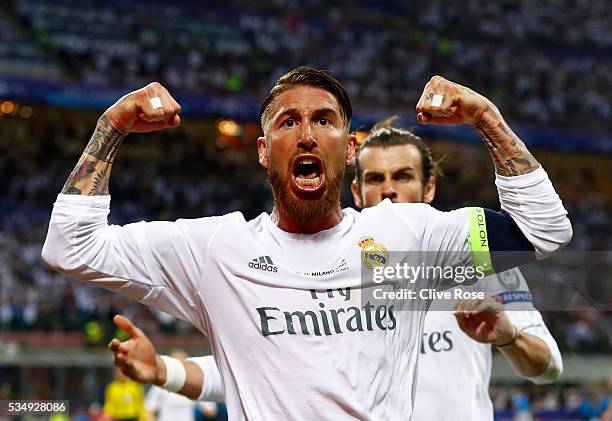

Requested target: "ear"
[
  {"left": 346, "top": 133, "right": 357, "bottom": 165},
  {"left": 351, "top": 179, "right": 363, "bottom": 209},
  {"left": 422, "top": 176, "right": 436, "bottom": 204},
  {"left": 257, "top": 136, "right": 269, "bottom": 169}
]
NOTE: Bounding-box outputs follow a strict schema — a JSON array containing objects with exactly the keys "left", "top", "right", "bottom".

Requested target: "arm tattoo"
[
  {"left": 473, "top": 112, "right": 539, "bottom": 176},
  {"left": 62, "top": 158, "right": 96, "bottom": 194},
  {"left": 84, "top": 115, "right": 125, "bottom": 162},
  {"left": 61, "top": 115, "right": 126, "bottom": 195},
  {"left": 89, "top": 169, "right": 109, "bottom": 195}
]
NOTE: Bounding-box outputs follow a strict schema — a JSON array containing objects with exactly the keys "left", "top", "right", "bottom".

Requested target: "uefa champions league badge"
[
  {"left": 498, "top": 270, "right": 520, "bottom": 290},
  {"left": 359, "top": 236, "right": 390, "bottom": 270}
]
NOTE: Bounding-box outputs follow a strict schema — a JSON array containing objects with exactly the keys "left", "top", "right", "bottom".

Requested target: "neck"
[{"left": 271, "top": 205, "right": 344, "bottom": 234}]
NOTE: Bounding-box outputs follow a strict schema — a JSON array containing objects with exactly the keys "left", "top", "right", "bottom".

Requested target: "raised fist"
[
  {"left": 103, "top": 82, "right": 181, "bottom": 133},
  {"left": 416, "top": 76, "right": 495, "bottom": 126}
]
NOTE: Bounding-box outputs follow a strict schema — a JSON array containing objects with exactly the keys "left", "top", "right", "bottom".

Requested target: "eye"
[
  {"left": 317, "top": 118, "right": 330, "bottom": 126},
  {"left": 282, "top": 118, "right": 297, "bottom": 128},
  {"left": 365, "top": 174, "right": 384, "bottom": 184},
  {"left": 396, "top": 173, "right": 412, "bottom": 181}
]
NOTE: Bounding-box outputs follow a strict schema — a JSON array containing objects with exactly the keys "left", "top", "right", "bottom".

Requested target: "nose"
[
  {"left": 381, "top": 180, "right": 397, "bottom": 202},
  {"left": 297, "top": 125, "right": 317, "bottom": 151}
]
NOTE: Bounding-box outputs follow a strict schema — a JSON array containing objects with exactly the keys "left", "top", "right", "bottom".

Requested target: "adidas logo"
[{"left": 249, "top": 255, "right": 278, "bottom": 273}]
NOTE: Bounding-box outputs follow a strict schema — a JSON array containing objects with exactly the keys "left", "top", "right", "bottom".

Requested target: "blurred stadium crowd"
[
  {"left": 489, "top": 381, "right": 612, "bottom": 420},
  {"left": 1, "top": 0, "right": 611, "bottom": 131}
]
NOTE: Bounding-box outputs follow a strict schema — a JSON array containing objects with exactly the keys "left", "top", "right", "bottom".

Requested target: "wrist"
[
  {"left": 469, "top": 105, "right": 498, "bottom": 129},
  {"left": 493, "top": 325, "right": 520, "bottom": 348},
  {"left": 154, "top": 355, "right": 166, "bottom": 386},
  {"left": 98, "top": 113, "right": 129, "bottom": 136}
]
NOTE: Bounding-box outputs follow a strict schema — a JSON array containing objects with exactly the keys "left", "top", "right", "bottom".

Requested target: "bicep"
[
  {"left": 44, "top": 210, "right": 202, "bottom": 321},
  {"left": 482, "top": 209, "right": 535, "bottom": 273},
  {"left": 465, "top": 207, "right": 536, "bottom": 277},
  {"left": 420, "top": 206, "right": 536, "bottom": 285}
]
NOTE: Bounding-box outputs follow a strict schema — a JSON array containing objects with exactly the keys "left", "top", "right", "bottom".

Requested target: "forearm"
[
  {"left": 154, "top": 355, "right": 204, "bottom": 400},
  {"left": 180, "top": 360, "right": 206, "bottom": 400},
  {"left": 61, "top": 115, "right": 126, "bottom": 195},
  {"left": 498, "top": 330, "right": 551, "bottom": 378},
  {"left": 479, "top": 112, "right": 572, "bottom": 258},
  {"left": 472, "top": 108, "right": 539, "bottom": 177}
]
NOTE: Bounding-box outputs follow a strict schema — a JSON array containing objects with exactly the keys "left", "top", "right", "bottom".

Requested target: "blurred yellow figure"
[{"left": 104, "top": 366, "right": 147, "bottom": 421}]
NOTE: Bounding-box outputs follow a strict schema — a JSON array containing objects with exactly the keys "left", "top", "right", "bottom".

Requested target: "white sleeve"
[
  {"left": 41, "top": 194, "right": 223, "bottom": 324},
  {"left": 483, "top": 268, "right": 563, "bottom": 384},
  {"left": 496, "top": 167, "right": 572, "bottom": 258},
  {"left": 505, "top": 309, "right": 563, "bottom": 384},
  {"left": 189, "top": 356, "right": 225, "bottom": 402},
  {"left": 481, "top": 267, "right": 536, "bottom": 308}
]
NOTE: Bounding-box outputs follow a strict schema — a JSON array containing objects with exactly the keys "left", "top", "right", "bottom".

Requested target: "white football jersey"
[
  {"left": 192, "top": 269, "right": 561, "bottom": 421},
  {"left": 45, "top": 195, "right": 475, "bottom": 421},
  {"left": 413, "top": 268, "right": 560, "bottom": 421}
]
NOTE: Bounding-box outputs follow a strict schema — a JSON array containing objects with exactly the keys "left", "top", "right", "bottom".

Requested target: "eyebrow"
[
  {"left": 364, "top": 166, "right": 416, "bottom": 176},
  {"left": 312, "top": 108, "right": 339, "bottom": 117},
  {"left": 274, "top": 108, "right": 299, "bottom": 122},
  {"left": 273, "top": 107, "right": 340, "bottom": 124},
  {"left": 391, "top": 166, "right": 416, "bottom": 174}
]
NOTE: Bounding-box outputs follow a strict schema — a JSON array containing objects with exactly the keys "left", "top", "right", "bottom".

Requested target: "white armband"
[{"left": 160, "top": 355, "right": 186, "bottom": 392}]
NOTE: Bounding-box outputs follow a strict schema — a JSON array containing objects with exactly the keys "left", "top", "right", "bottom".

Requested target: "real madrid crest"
[{"left": 359, "top": 236, "right": 389, "bottom": 270}]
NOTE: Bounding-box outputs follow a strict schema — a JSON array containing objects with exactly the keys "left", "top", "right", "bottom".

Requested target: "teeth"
[
  {"left": 296, "top": 176, "right": 321, "bottom": 186},
  {"left": 299, "top": 159, "right": 314, "bottom": 165}
]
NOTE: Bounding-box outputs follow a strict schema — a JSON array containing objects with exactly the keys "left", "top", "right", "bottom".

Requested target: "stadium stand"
[{"left": 0, "top": 0, "right": 609, "bottom": 130}]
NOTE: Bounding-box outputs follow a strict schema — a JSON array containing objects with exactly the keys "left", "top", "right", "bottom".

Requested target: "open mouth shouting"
[{"left": 291, "top": 154, "right": 325, "bottom": 197}]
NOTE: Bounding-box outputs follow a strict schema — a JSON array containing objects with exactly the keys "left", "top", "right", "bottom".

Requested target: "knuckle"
[{"left": 136, "top": 89, "right": 149, "bottom": 102}]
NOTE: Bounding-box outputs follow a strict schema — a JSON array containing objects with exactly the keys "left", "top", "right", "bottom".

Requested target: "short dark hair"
[
  {"left": 259, "top": 66, "right": 352, "bottom": 130},
  {"left": 354, "top": 116, "right": 442, "bottom": 185}
]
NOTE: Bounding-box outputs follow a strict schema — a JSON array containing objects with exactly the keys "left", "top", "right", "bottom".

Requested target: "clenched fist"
[
  {"left": 103, "top": 82, "right": 181, "bottom": 133},
  {"left": 416, "top": 76, "right": 496, "bottom": 126}
]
